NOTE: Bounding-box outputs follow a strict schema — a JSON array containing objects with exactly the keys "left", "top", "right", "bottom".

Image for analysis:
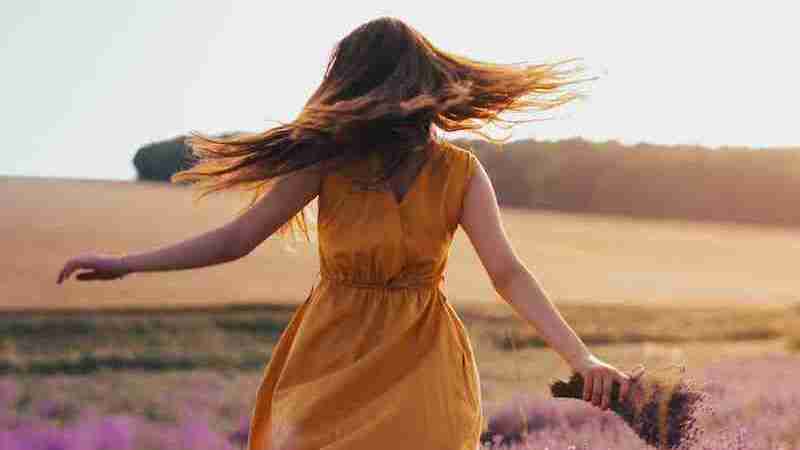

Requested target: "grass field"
[{"left": 5, "top": 175, "right": 800, "bottom": 311}]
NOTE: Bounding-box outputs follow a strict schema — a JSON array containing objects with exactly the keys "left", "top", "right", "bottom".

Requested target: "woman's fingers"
[
  {"left": 592, "top": 374, "right": 603, "bottom": 407},
  {"left": 57, "top": 260, "right": 78, "bottom": 284},
  {"left": 579, "top": 359, "right": 646, "bottom": 409},
  {"left": 588, "top": 371, "right": 633, "bottom": 410},
  {"left": 58, "top": 257, "right": 93, "bottom": 284},
  {"left": 601, "top": 375, "right": 612, "bottom": 410},
  {"left": 57, "top": 262, "right": 68, "bottom": 284},
  {"left": 583, "top": 372, "right": 593, "bottom": 401},
  {"left": 76, "top": 271, "right": 104, "bottom": 281},
  {"left": 619, "top": 373, "right": 631, "bottom": 404}
]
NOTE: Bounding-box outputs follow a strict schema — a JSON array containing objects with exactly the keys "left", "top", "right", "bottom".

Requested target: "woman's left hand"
[
  {"left": 57, "top": 253, "right": 131, "bottom": 284},
  {"left": 571, "top": 353, "right": 639, "bottom": 410}
]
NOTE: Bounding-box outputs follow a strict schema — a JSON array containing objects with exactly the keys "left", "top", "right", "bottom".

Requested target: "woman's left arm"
[{"left": 56, "top": 168, "right": 321, "bottom": 284}]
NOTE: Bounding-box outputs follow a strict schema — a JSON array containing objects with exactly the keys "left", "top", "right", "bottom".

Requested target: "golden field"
[{"left": 3, "top": 175, "right": 800, "bottom": 311}]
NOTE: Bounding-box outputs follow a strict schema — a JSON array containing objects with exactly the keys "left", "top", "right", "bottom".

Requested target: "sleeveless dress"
[{"left": 246, "top": 142, "right": 483, "bottom": 450}]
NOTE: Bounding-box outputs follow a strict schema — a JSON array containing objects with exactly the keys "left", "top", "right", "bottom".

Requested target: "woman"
[{"left": 57, "top": 17, "right": 640, "bottom": 450}]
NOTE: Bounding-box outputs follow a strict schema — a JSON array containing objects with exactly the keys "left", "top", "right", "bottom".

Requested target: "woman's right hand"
[
  {"left": 571, "top": 353, "right": 646, "bottom": 410},
  {"left": 57, "top": 252, "right": 131, "bottom": 284}
]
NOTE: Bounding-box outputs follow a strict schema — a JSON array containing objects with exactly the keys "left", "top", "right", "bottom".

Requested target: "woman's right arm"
[
  {"left": 458, "top": 159, "right": 634, "bottom": 411},
  {"left": 57, "top": 168, "right": 321, "bottom": 283},
  {"left": 123, "top": 169, "right": 321, "bottom": 272}
]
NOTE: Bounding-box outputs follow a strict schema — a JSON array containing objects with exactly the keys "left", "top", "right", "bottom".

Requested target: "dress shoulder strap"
[{"left": 435, "top": 141, "right": 480, "bottom": 231}]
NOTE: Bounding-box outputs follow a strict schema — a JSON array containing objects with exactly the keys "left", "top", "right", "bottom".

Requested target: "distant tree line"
[
  {"left": 132, "top": 132, "right": 244, "bottom": 183},
  {"left": 132, "top": 136, "right": 194, "bottom": 182},
  {"left": 133, "top": 134, "right": 800, "bottom": 226}
]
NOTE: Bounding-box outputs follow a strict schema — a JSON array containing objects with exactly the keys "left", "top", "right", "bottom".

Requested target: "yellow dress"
[{"left": 246, "top": 141, "right": 483, "bottom": 450}]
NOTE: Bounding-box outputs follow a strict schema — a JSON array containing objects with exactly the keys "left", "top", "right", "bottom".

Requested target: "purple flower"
[{"left": 227, "top": 414, "right": 250, "bottom": 447}]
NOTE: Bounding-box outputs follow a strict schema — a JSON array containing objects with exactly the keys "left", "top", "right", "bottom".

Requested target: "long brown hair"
[{"left": 172, "top": 17, "right": 594, "bottom": 240}]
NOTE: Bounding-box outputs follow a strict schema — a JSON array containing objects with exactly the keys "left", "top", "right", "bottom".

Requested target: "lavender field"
[
  {"left": 0, "top": 354, "right": 797, "bottom": 449},
  {"left": 482, "top": 356, "right": 800, "bottom": 449}
]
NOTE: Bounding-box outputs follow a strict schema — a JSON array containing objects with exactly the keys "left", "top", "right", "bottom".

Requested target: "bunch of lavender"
[{"left": 549, "top": 365, "right": 709, "bottom": 449}]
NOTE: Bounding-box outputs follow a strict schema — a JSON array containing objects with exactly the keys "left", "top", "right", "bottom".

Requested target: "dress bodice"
[{"left": 316, "top": 141, "right": 478, "bottom": 289}]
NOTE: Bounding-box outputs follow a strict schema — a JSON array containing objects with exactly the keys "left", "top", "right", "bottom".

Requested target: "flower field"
[{"left": 0, "top": 353, "right": 798, "bottom": 449}]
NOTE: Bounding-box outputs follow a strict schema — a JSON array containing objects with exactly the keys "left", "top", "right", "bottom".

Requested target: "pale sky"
[{"left": 2, "top": 1, "right": 798, "bottom": 181}]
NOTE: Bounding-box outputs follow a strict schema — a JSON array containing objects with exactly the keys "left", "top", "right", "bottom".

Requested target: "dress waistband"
[{"left": 319, "top": 272, "right": 444, "bottom": 290}]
